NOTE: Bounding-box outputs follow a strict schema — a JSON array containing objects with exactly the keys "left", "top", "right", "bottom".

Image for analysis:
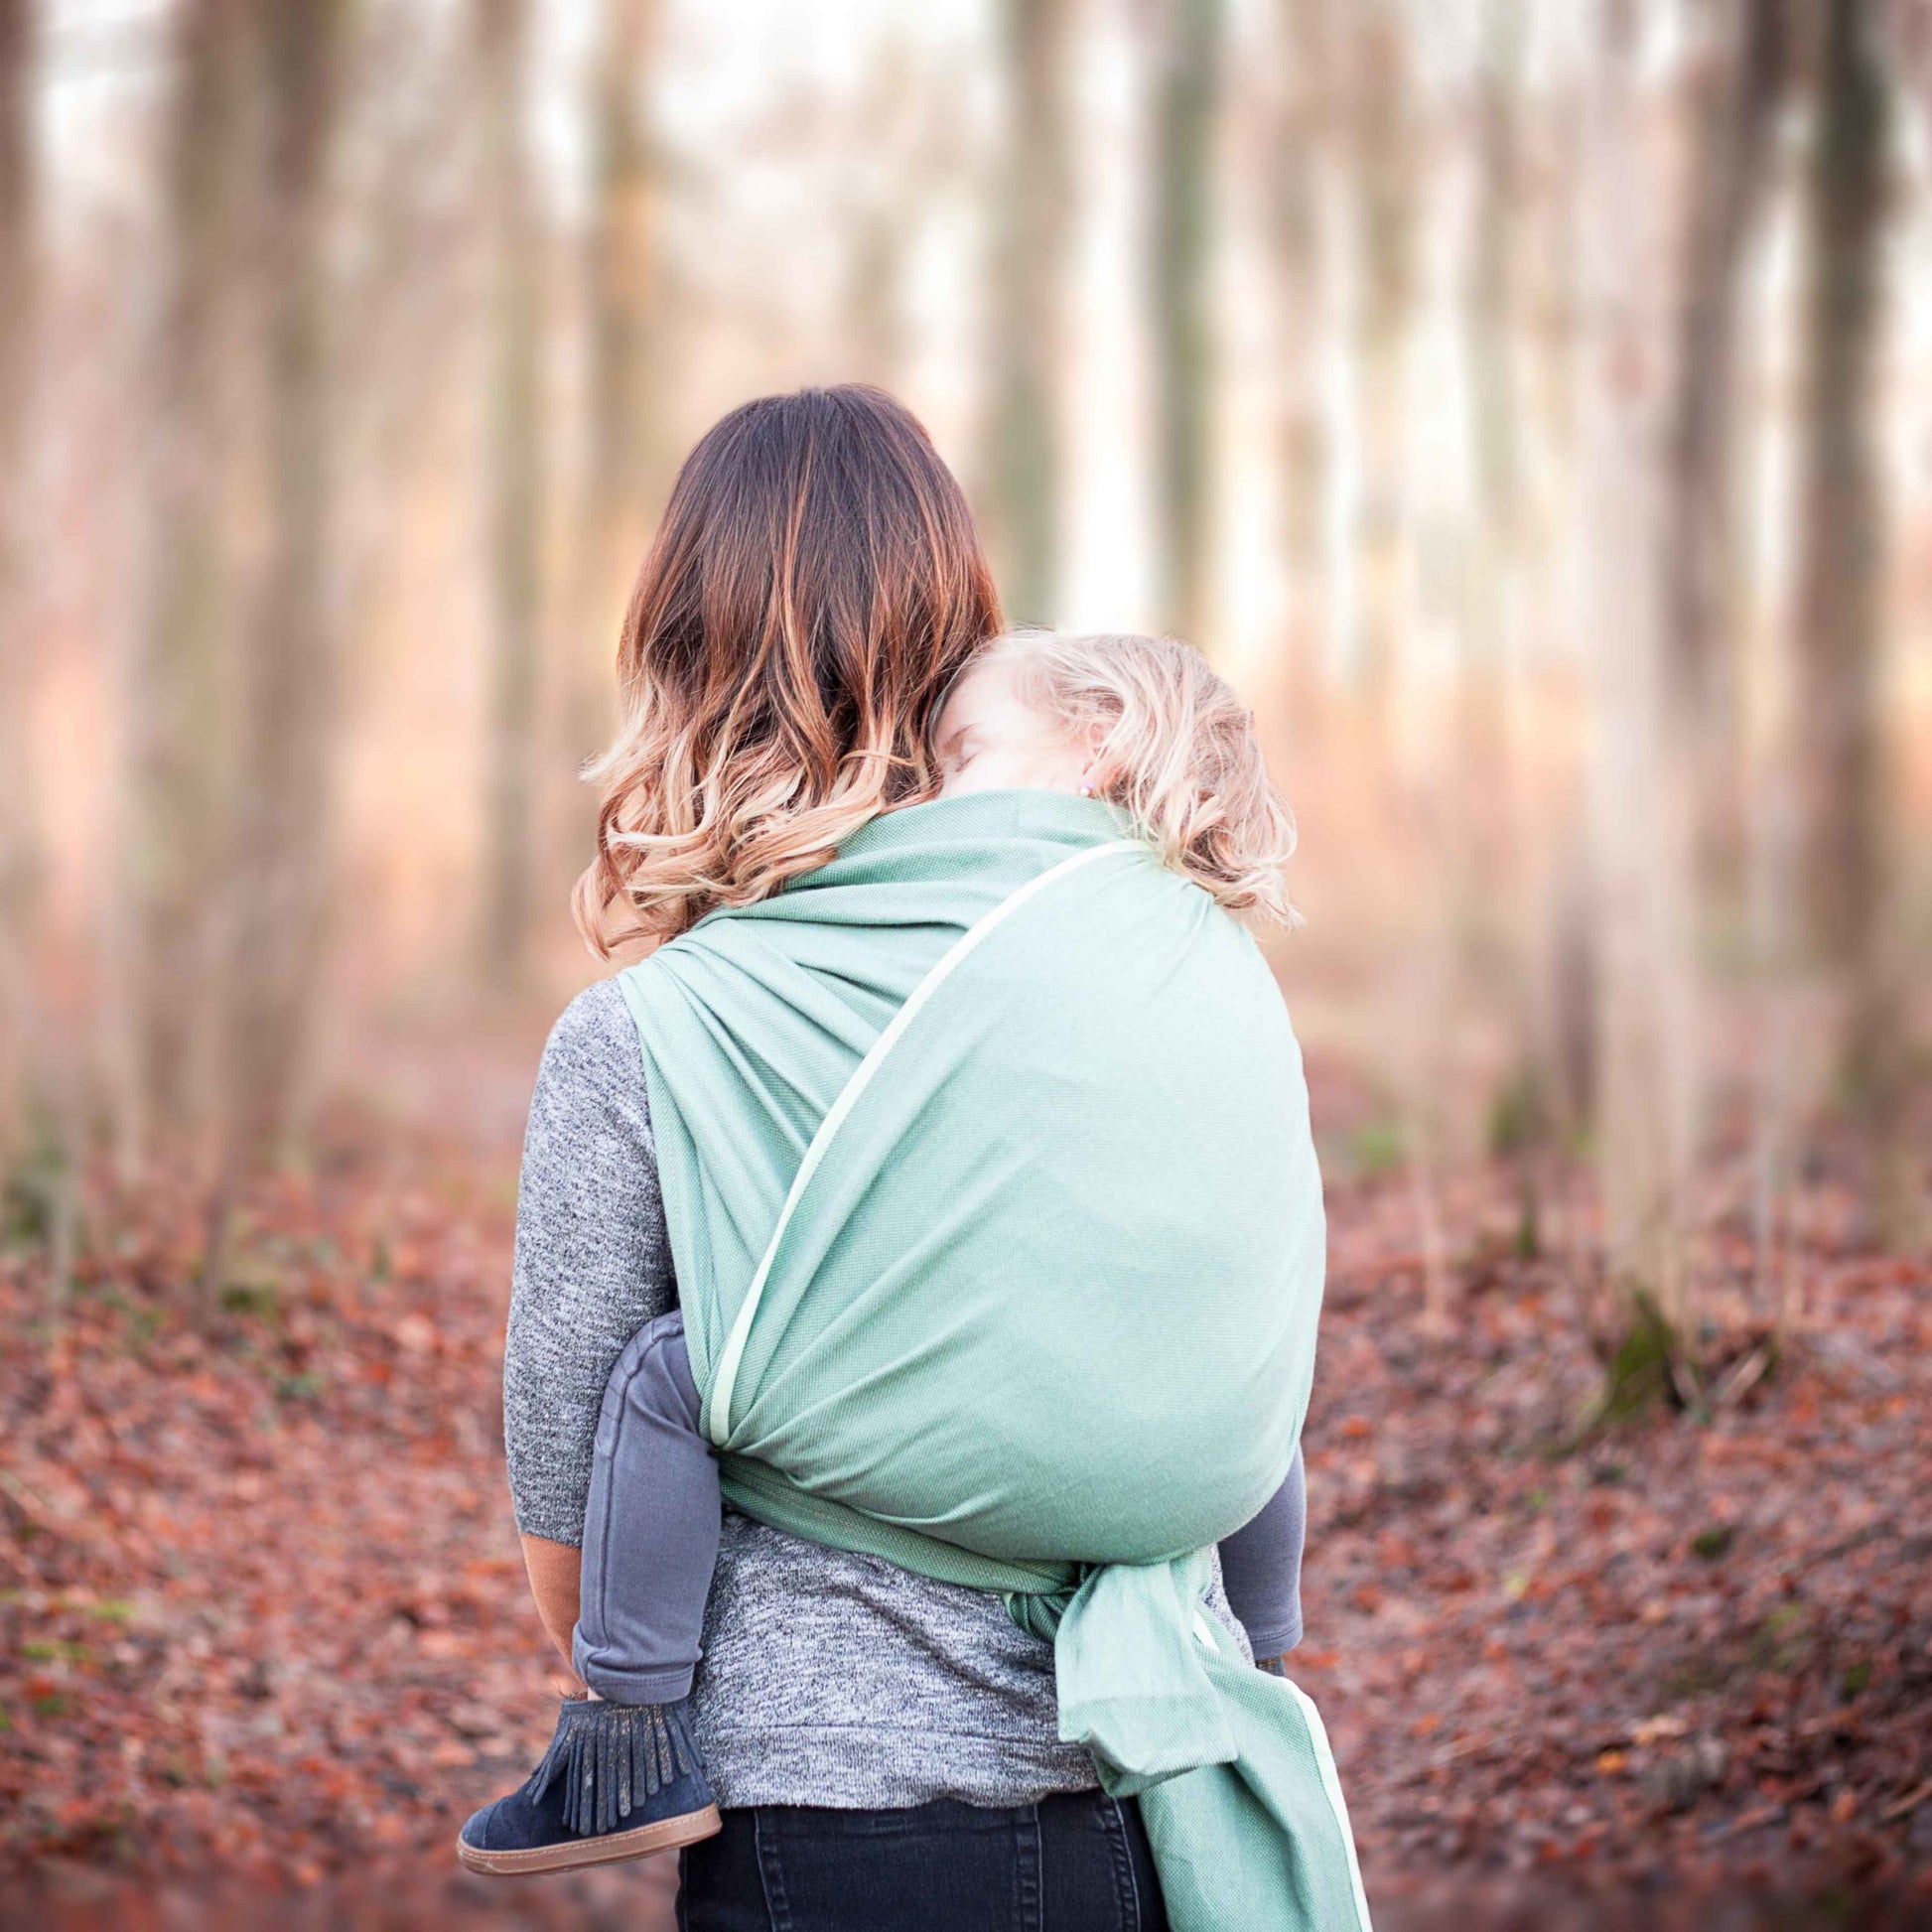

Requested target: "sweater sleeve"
[
  {"left": 503, "top": 978, "right": 676, "bottom": 1547},
  {"left": 1215, "top": 1445, "right": 1306, "bottom": 1658}
]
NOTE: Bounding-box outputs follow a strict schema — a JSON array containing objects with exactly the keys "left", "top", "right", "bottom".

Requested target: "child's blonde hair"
[{"left": 980, "top": 629, "right": 1301, "bottom": 930}]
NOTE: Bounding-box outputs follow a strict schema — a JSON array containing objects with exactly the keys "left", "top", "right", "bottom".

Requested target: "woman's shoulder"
[{"left": 531, "top": 977, "right": 652, "bottom": 1143}]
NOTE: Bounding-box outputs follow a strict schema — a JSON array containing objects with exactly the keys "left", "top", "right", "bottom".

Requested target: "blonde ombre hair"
[
  {"left": 574, "top": 387, "right": 1003, "bottom": 954},
  {"left": 982, "top": 629, "right": 1301, "bottom": 930}
]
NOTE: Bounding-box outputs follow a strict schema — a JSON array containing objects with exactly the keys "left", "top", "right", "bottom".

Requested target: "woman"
[{"left": 502, "top": 386, "right": 1323, "bottom": 1931}]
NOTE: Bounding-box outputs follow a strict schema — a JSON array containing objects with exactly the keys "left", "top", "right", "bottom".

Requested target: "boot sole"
[{"left": 457, "top": 1803, "right": 723, "bottom": 1876}]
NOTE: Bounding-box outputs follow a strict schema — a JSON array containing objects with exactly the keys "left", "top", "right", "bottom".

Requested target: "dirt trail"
[{"left": 2, "top": 1123, "right": 1926, "bottom": 1925}]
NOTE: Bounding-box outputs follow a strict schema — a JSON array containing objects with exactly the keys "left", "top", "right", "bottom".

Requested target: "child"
[{"left": 458, "top": 630, "right": 1311, "bottom": 1875}]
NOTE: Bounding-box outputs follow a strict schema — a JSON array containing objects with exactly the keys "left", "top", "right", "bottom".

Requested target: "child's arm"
[{"left": 1217, "top": 1445, "right": 1306, "bottom": 1667}]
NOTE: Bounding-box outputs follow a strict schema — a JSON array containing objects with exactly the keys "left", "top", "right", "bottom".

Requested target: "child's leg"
[
  {"left": 571, "top": 1309, "right": 721, "bottom": 1706},
  {"left": 1217, "top": 1444, "right": 1306, "bottom": 1663}
]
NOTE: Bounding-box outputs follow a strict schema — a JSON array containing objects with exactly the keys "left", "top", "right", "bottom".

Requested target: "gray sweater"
[{"left": 503, "top": 978, "right": 1264, "bottom": 1810}]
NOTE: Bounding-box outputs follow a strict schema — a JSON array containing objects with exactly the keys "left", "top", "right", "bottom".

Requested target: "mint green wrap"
[{"left": 618, "top": 790, "right": 1371, "bottom": 1931}]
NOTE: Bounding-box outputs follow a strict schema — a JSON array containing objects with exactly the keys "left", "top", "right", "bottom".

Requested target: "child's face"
[{"left": 933, "top": 655, "right": 1091, "bottom": 798}]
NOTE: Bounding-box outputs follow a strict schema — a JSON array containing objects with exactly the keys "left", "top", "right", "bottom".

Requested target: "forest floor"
[{"left": 0, "top": 1060, "right": 1928, "bottom": 1930}]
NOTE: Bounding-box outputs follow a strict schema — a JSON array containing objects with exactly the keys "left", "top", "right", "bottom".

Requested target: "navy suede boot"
[{"left": 457, "top": 1694, "right": 721, "bottom": 1876}]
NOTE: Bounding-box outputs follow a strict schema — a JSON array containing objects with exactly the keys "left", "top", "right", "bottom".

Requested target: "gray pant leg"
[
  {"left": 1217, "top": 1445, "right": 1306, "bottom": 1658},
  {"left": 572, "top": 1310, "right": 721, "bottom": 1704}
]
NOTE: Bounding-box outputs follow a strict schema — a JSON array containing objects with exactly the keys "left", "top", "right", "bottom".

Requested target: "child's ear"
[{"left": 1080, "top": 723, "right": 1121, "bottom": 796}]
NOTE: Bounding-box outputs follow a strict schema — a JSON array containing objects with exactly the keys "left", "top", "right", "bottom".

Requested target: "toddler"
[{"left": 457, "top": 630, "right": 1310, "bottom": 1875}]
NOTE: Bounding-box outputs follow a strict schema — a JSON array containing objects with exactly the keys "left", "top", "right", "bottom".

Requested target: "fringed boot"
[{"left": 457, "top": 1693, "right": 721, "bottom": 1876}]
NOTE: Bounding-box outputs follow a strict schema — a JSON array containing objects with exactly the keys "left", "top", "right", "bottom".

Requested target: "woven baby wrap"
[{"left": 619, "top": 789, "right": 1370, "bottom": 1931}]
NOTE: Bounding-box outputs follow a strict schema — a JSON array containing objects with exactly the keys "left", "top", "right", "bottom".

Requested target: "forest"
[{"left": 0, "top": 0, "right": 1928, "bottom": 1926}]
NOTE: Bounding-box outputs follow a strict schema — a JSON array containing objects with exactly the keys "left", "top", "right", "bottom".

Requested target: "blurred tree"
[
  {"left": 1346, "top": 0, "right": 1416, "bottom": 724},
  {"left": 476, "top": 0, "right": 542, "bottom": 989},
  {"left": 582, "top": 0, "right": 658, "bottom": 652},
  {"left": 1267, "top": 0, "right": 1330, "bottom": 711},
  {"left": 986, "top": 0, "right": 1069, "bottom": 628},
  {"left": 220, "top": 0, "right": 347, "bottom": 1165},
  {"left": 1151, "top": 0, "right": 1223, "bottom": 648},
  {"left": 1793, "top": 0, "right": 1911, "bottom": 1233},
  {"left": 1582, "top": 0, "right": 1700, "bottom": 1340},
  {"left": 1664, "top": 0, "right": 1789, "bottom": 888},
  {"left": 0, "top": 0, "right": 33, "bottom": 1166},
  {"left": 1457, "top": 0, "right": 1524, "bottom": 925},
  {"left": 120, "top": 0, "right": 246, "bottom": 1158}
]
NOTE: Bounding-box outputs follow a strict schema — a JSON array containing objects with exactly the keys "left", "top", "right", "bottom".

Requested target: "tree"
[
  {"left": 1662, "top": 0, "right": 1788, "bottom": 884},
  {"left": 219, "top": 0, "right": 347, "bottom": 1162},
  {"left": 117, "top": 0, "right": 258, "bottom": 1164},
  {"left": 1457, "top": 0, "right": 1525, "bottom": 923},
  {"left": 476, "top": 0, "right": 542, "bottom": 988},
  {"left": 1267, "top": 0, "right": 1331, "bottom": 711},
  {"left": 0, "top": 0, "right": 34, "bottom": 1165},
  {"left": 584, "top": 0, "right": 658, "bottom": 636},
  {"left": 1150, "top": 0, "right": 1223, "bottom": 647},
  {"left": 986, "top": 0, "right": 1070, "bottom": 628},
  {"left": 1580, "top": 0, "right": 1700, "bottom": 1335},
  {"left": 1793, "top": 0, "right": 1910, "bottom": 1233},
  {"left": 1346, "top": 1, "right": 1416, "bottom": 722}
]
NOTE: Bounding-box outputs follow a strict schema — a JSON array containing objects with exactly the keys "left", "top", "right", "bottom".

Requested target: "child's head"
[{"left": 933, "top": 629, "right": 1300, "bottom": 929}]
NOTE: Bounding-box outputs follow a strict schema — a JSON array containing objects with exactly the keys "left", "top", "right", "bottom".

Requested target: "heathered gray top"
[{"left": 503, "top": 976, "right": 1258, "bottom": 1811}]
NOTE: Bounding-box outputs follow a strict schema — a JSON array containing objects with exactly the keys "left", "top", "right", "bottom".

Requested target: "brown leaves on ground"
[{"left": 1, "top": 1125, "right": 1928, "bottom": 1928}]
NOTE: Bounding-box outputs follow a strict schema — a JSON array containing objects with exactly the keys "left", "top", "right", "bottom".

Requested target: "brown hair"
[{"left": 574, "top": 385, "right": 1004, "bottom": 953}]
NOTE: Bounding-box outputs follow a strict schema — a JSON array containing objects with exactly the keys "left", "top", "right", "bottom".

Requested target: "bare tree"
[
  {"left": 1663, "top": 0, "right": 1789, "bottom": 883},
  {"left": 584, "top": 0, "right": 658, "bottom": 630},
  {"left": 1267, "top": 0, "right": 1331, "bottom": 711},
  {"left": 1581, "top": 0, "right": 1700, "bottom": 1337},
  {"left": 0, "top": 0, "right": 34, "bottom": 1166},
  {"left": 563, "top": 0, "right": 659, "bottom": 854},
  {"left": 476, "top": 0, "right": 542, "bottom": 988},
  {"left": 1150, "top": 0, "right": 1223, "bottom": 647},
  {"left": 119, "top": 0, "right": 246, "bottom": 1158},
  {"left": 1457, "top": 0, "right": 1525, "bottom": 919},
  {"left": 219, "top": 0, "right": 347, "bottom": 1165},
  {"left": 986, "top": 0, "right": 1070, "bottom": 627},
  {"left": 1346, "top": 1, "right": 1415, "bottom": 722},
  {"left": 1793, "top": 0, "right": 1911, "bottom": 1233}
]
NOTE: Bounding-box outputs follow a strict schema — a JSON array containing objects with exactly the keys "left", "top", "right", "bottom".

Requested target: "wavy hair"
[
  {"left": 984, "top": 629, "right": 1302, "bottom": 930},
  {"left": 575, "top": 386, "right": 1003, "bottom": 953}
]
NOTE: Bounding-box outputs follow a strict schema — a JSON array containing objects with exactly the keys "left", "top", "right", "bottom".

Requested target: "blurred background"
[{"left": 1, "top": 0, "right": 1929, "bottom": 1925}]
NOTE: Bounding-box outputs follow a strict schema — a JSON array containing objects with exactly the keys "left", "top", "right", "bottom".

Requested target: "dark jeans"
[{"left": 677, "top": 1793, "right": 1169, "bottom": 1932}]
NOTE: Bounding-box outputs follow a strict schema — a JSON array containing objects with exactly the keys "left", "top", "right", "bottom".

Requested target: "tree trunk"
[
  {"left": 987, "top": 0, "right": 1069, "bottom": 628},
  {"left": 1346, "top": 2, "right": 1415, "bottom": 723},
  {"left": 584, "top": 0, "right": 656, "bottom": 623},
  {"left": 1268, "top": 0, "right": 1330, "bottom": 715},
  {"left": 0, "top": 0, "right": 34, "bottom": 1165},
  {"left": 1581, "top": 0, "right": 1700, "bottom": 1335},
  {"left": 477, "top": 0, "right": 542, "bottom": 990},
  {"left": 220, "top": 0, "right": 345, "bottom": 1164},
  {"left": 1457, "top": 0, "right": 1524, "bottom": 928},
  {"left": 1794, "top": 0, "right": 1908, "bottom": 1232},
  {"left": 1663, "top": 0, "right": 1788, "bottom": 889},
  {"left": 120, "top": 0, "right": 244, "bottom": 1158},
  {"left": 1150, "top": 0, "right": 1222, "bottom": 648},
  {"left": 565, "top": 0, "right": 657, "bottom": 858}
]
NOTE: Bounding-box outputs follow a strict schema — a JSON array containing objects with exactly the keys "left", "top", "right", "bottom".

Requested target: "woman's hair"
[
  {"left": 982, "top": 629, "right": 1301, "bottom": 930},
  {"left": 575, "top": 385, "right": 1003, "bottom": 953}
]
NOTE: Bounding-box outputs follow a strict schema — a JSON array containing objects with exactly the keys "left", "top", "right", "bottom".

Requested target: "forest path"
[{"left": 1, "top": 1126, "right": 1927, "bottom": 1927}]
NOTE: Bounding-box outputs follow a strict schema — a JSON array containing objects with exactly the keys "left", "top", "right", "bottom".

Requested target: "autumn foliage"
[{"left": 1, "top": 1066, "right": 1927, "bottom": 1930}]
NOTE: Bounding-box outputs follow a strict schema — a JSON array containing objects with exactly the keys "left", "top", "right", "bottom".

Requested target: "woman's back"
[{"left": 503, "top": 977, "right": 1260, "bottom": 1811}]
